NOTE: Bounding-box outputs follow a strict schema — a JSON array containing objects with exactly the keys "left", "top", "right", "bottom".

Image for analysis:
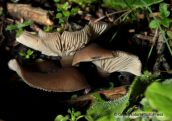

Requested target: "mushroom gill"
[
  {"left": 92, "top": 51, "right": 142, "bottom": 76},
  {"left": 8, "top": 59, "right": 90, "bottom": 92},
  {"left": 61, "top": 25, "right": 91, "bottom": 56},
  {"left": 88, "top": 21, "right": 113, "bottom": 41}
]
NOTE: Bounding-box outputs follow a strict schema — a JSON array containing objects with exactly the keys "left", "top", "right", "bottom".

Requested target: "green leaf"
[
  {"left": 25, "top": 55, "right": 30, "bottom": 59},
  {"left": 21, "top": 20, "right": 33, "bottom": 28},
  {"left": 54, "top": 114, "right": 69, "bottom": 121},
  {"left": 140, "top": 98, "right": 152, "bottom": 113},
  {"left": 27, "top": 49, "right": 33, "bottom": 55},
  {"left": 145, "top": 82, "right": 172, "bottom": 120},
  {"left": 130, "top": 71, "right": 160, "bottom": 100},
  {"left": 0, "top": 10, "right": 3, "bottom": 15},
  {"left": 54, "top": 0, "right": 60, "bottom": 3},
  {"left": 62, "top": 2, "right": 69, "bottom": 10},
  {"left": 16, "top": 30, "right": 23, "bottom": 36},
  {"left": 149, "top": 20, "right": 161, "bottom": 29},
  {"left": 19, "top": 52, "right": 26, "bottom": 56},
  {"left": 87, "top": 93, "right": 129, "bottom": 121},
  {"left": 56, "top": 13, "right": 62, "bottom": 18},
  {"left": 100, "top": 82, "right": 114, "bottom": 91},
  {"left": 57, "top": 4, "right": 63, "bottom": 11},
  {"left": 162, "top": 78, "right": 172, "bottom": 85},
  {"left": 85, "top": 114, "right": 94, "bottom": 121},
  {"left": 161, "top": 18, "right": 171, "bottom": 27},
  {"left": 101, "top": 0, "right": 163, "bottom": 7},
  {"left": 16, "top": 21, "right": 33, "bottom": 28},
  {"left": 70, "top": 8, "right": 80, "bottom": 16},
  {"left": 6, "top": 25, "right": 18, "bottom": 30},
  {"left": 74, "top": 111, "right": 81, "bottom": 116},
  {"left": 92, "top": 93, "right": 105, "bottom": 103},
  {"left": 158, "top": 3, "right": 170, "bottom": 18},
  {"left": 167, "top": 30, "right": 172, "bottom": 37},
  {"left": 71, "top": 94, "right": 77, "bottom": 99},
  {"left": 62, "top": 10, "right": 70, "bottom": 17},
  {"left": 59, "top": 18, "right": 64, "bottom": 24}
]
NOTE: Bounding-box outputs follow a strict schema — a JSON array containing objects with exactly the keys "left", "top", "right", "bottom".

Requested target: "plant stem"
[{"left": 140, "top": 0, "right": 172, "bottom": 56}]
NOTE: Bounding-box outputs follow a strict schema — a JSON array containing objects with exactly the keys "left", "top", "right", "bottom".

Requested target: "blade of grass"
[
  {"left": 140, "top": 0, "right": 172, "bottom": 56},
  {"left": 143, "top": 27, "right": 158, "bottom": 71},
  {"left": 109, "top": 10, "right": 131, "bottom": 43}
]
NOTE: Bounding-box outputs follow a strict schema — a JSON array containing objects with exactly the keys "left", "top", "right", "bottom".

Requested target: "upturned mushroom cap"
[
  {"left": 61, "top": 25, "right": 91, "bottom": 56},
  {"left": 88, "top": 21, "right": 113, "bottom": 41},
  {"left": 92, "top": 51, "right": 142, "bottom": 76},
  {"left": 16, "top": 24, "right": 91, "bottom": 57},
  {"left": 72, "top": 43, "right": 113, "bottom": 66},
  {"left": 8, "top": 59, "right": 90, "bottom": 92}
]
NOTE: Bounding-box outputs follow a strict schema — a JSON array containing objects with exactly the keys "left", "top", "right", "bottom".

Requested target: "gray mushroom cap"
[{"left": 8, "top": 59, "right": 90, "bottom": 92}]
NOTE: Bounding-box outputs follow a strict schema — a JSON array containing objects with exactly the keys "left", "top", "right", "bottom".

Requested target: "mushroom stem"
[
  {"left": 96, "top": 66, "right": 110, "bottom": 81},
  {"left": 60, "top": 56, "right": 74, "bottom": 68}
]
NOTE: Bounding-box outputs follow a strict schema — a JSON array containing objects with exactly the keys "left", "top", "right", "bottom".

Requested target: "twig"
[{"left": 94, "top": 7, "right": 139, "bottom": 23}]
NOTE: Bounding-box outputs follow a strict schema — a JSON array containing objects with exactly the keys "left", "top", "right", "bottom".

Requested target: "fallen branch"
[{"left": 7, "top": 3, "right": 55, "bottom": 25}]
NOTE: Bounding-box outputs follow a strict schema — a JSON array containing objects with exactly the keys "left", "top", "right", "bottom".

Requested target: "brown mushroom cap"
[
  {"left": 8, "top": 59, "right": 90, "bottom": 92},
  {"left": 72, "top": 43, "right": 113, "bottom": 66},
  {"left": 92, "top": 51, "right": 142, "bottom": 76}
]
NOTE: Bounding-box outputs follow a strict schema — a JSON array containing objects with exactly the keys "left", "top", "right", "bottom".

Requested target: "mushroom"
[
  {"left": 72, "top": 43, "right": 142, "bottom": 80},
  {"left": 16, "top": 21, "right": 114, "bottom": 67},
  {"left": 8, "top": 59, "right": 90, "bottom": 92}
]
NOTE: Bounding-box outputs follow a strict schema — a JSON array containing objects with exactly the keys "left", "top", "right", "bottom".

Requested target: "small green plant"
[
  {"left": 99, "top": 82, "right": 114, "bottom": 91},
  {"left": 92, "top": 93, "right": 105, "bottom": 102},
  {"left": 71, "top": 94, "right": 77, "bottom": 99},
  {"left": 149, "top": 3, "right": 171, "bottom": 28},
  {"left": 19, "top": 49, "right": 34, "bottom": 59},
  {"left": 0, "top": 10, "right": 3, "bottom": 16},
  {"left": 55, "top": 2, "right": 80, "bottom": 32},
  {"left": 43, "top": 25, "right": 51, "bottom": 32},
  {"left": 54, "top": 108, "right": 85, "bottom": 121},
  {"left": 6, "top": 20, "right": 33, "bottom": 36}
]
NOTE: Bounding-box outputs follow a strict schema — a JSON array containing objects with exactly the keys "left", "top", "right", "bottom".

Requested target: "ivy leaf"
[
  {"left": 70, "top": 8, "right": 80, "bottom": 16},
  {"left": 149, "top": 20, "right": 162, "bottom": 29},
  {"left": 62, "top": 10, "right": 70, "bottom": 17},
  {"left": 27, "top": 49, "right": 33, "bottom": 55},
  {"left": 161, "top": 18, "right": 171, "bottom": 27},
  {"left": 6, "top": 25, "right": 18, "bottom": 30},
  {"left": 56, "top": 13, "right": 62, "bottom": 18},
  {"left": 62, "top": 2, "right": 68, "bottom": 10},
  {"left": 145, "top": 82, "right": 172, "bottom": 120},
  {"left": 19, "top": 52, "right": 26, "bottom": 56},
  {"left": 158, "top": 3, "right": 170, "bottom": 18}
]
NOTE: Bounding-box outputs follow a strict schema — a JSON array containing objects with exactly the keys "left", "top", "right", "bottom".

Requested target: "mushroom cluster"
[{"left": 8, "top": 21, "right": 142, "bottom": 93}]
